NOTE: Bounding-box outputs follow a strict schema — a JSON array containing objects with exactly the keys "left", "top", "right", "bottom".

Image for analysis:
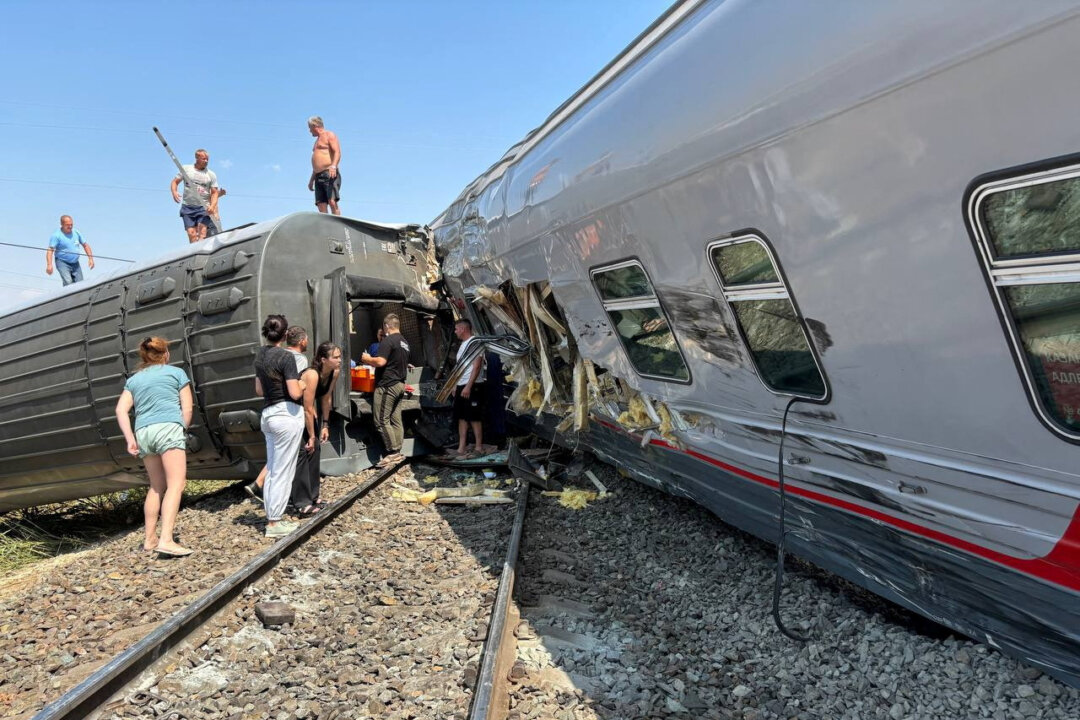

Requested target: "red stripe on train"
[{"left": 593, "top": 418, "right": 1080, "bottom": 592}]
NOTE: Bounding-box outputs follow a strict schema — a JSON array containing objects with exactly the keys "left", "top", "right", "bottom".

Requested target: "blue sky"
[{"left": 0, "top": 0, "right": 671, "bottom": 310}]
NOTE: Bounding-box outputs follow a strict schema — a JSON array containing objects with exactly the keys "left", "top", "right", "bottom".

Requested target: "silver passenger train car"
[
  {"left": 431, "top": 0, "right": 1080, "bottom": 685},
  {"left": 0, "top": 213, "right": 447, "bottom": 512}
]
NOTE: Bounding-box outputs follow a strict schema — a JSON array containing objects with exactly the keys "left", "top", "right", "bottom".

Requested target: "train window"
[
  {"left": 981, "top": 175, "right": 1080, "bottom": 259},
  {"left": 712, "top": 241, "right": 779, "bottom": 286},
  {"left": 708, "top": 236, "right": 826, "bottom": 398},
  {"left": 594, "top": 264, "right": 654, "bottom": 300},
  {"left": 590, "top": 261, "right": 690, "bottom": 382},
  {"left": 970, "top": 165, "right": 1080, "bottom": 439}
]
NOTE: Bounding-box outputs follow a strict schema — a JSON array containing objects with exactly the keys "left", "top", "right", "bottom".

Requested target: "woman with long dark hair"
[
  {"left": 291, "top": 341, "right": 342, "bottom": 515},
  {"left": 254, "top": 314, "right": 305, "bottom": 537},
  {"left": 115, "top": 337, "right": 194, "bottom": 557}
]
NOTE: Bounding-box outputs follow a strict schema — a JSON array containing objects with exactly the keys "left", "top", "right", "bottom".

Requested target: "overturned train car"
[
  {"left": 431, "top": 0, "right": 1080, "bottom": 686},
  {"left": 0, "top": 212, "right": 449, "bottom": 512}
]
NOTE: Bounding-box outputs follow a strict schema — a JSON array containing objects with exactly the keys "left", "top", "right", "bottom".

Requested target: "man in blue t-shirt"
[{"left": 46, "top": 215, "right": 95, "bottom": 286}]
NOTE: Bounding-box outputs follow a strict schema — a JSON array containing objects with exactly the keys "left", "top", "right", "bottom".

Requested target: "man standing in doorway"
[
  {"left": 46, "top": 215, "right": 94, "bottom": 286},
  {"left": 307, "top": 116, "right": 342, "bottom": 215},
  {"left": 451, "top": 318, "right": 485, "bottom": 458},
  {"left": 170, "top": 148, "right": 219, "bottom": 243},
  {"left": 360, "top": 314, "right": 409, "bottom": 468}
]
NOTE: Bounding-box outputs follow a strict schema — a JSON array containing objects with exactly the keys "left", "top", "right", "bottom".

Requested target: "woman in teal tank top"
[{"left": 115, "top": 337, "right": 195, "bottom": 557}]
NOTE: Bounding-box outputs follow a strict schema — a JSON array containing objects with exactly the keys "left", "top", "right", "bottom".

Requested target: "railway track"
[
  {"left": 11, "top": 460, "right": 528, "bottom": 720},
  {"left": 6, "top": 453, "right": 1080, "bottom": 720}
]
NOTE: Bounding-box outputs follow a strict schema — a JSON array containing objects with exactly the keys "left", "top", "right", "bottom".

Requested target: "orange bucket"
[{"left": 350, "top": 366, "right": 375, "bottom": 393}]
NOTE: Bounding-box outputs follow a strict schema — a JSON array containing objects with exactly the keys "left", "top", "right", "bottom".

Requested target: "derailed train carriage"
[
  {"left": 0, "top": 212, "right": 452, "bottom": 512},
  {"left": 431, "top": 0, "right": 1080, "bottom": 686}
]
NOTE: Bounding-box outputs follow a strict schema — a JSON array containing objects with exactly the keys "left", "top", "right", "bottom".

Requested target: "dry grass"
[{"left": 0, "top": 480, "right": 235, "bottom": 576}]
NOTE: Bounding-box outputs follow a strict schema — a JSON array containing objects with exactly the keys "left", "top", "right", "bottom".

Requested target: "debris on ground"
[
  {"left": 584, "top": 470, "right": 608, "bottom": 498},
  {"left": 254, "top": 601, "right": 294, "bottom": 627},
  {"left": 541, "top": 487, "right": 602, "bottom": 510}
]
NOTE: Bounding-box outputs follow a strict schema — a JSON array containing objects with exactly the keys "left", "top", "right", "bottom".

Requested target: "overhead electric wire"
[
  {"left": 0, "top": 282, "right": 45, "bottom": 294},
  {"left": 0, "top": 177, "right": 400, "bottom": 204},
  {"left": 0, "top": 268, "right": 58, "bottom": 280},
  {"left": 0, "top": 177, "right": 311, "bottom": 202},
  {"left": 0, "top": 241, "right": 134, "bottom": 263}
]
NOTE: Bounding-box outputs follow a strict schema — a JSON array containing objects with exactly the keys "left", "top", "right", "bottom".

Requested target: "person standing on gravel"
[
  {"left": 291, "top": 341, "right": 342, "bottom": 516},
  {"left": 246, "top": 327, "right": 310, "bottom": 502},
  {"left": 360, "top": 314, "right": 409, "bottom": 468},
  {"left": 450, "top": 318, "right": 486, "bottom": 458},
  {"left": 254, "top": 315, "right": 306, "bottom": 538},
  {"left": 114, "top": 337, "right": 194, "bottom": 557}
]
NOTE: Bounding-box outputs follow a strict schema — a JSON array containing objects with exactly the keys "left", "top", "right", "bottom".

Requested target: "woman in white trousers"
[{"left": 253, "top": 314, "right": 305, "bottom": 537}]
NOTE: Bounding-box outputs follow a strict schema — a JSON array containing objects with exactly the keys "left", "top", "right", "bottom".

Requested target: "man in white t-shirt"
[
  {"left": 452, "top": 318, "right": 486, "bottom": 457},
  {"left": 169, "top": 148, "right": 219, "bottom": 243}
]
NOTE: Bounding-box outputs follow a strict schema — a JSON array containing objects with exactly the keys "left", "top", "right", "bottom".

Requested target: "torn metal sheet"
[
  {"left": 472, "top": 285, "right": 526, "bottom": 338},
  {"left": 434, "top": 334, "right": 531, "bottom": 403},
  {"left": 529, "top": 284, "right": 569, "bottom": 336},
  {"left": 508, "top": 441, "right": 558, "bottom": 491}
]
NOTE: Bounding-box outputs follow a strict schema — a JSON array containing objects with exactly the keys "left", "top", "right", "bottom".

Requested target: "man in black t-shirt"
[{"left": 360, "top": 313, "right": 410, "bottom": 467}]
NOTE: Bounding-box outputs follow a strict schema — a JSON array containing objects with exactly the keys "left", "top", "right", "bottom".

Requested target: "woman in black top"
[
  {"left": 253, "top": 314, "right": 305, "bottom": 538},
  {"left": 291, "top": 341, "right": 341, "bottom": 515}
]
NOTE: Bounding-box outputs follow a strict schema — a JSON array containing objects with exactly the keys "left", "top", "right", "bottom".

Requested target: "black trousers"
[{"left": 290, "top": 418, "right": 322, "bottom": 508}]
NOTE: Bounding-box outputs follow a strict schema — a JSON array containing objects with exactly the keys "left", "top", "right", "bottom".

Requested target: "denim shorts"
[
  {"left": 179, "top": 204, "right": 213, "bottom": 229},
  {"left": 135, "top": 422, "right": 187, "bottom": 457}
]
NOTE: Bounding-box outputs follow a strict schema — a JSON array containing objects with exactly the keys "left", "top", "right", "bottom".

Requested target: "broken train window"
[
  {"left": 969, "top": 161, "right": 1080, "bottom": 439},
  {"left": 590, "top": 260, "right": 690, "bottom": 382},
  {"left": 708, "top": 235, "right": 826, "bottom": 398}
]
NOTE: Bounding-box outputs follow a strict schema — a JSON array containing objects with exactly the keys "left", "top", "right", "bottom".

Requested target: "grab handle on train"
[{"left": 219, "top": 409, "right": 262, "bottom": 433}]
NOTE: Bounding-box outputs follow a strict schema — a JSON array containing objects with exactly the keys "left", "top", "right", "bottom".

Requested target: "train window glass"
[
  {"left": 971, "top": 163, "right": 1080, "bottom": 440},
  {"left": 981, "top": 175, "right": 1080, "bottom": 259},
  {"left": 591, "top": 261, "right": 691, "bottom": 382},
  {"left": 712, "top": 241, "right": 779, "bottom": 286},
  {"left": 594, "top": 264, "right": 654, "bottom": 300},
  {"left": 1002, "top": 283, "right": 1080, "bottom": 432},
  {"left": 731, "top": 299, "right": 826, "bottom": 396},
  {"left": 607, "top": 306, "right": 690, "bottom": 381},
  {"left": 708, "top": 235, "right": 827, "bottom": 399}
]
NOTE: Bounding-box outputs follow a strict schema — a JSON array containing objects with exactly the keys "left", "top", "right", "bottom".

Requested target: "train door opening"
[{"left": 319, "top": 269, "right": 452, "bottom": 474}]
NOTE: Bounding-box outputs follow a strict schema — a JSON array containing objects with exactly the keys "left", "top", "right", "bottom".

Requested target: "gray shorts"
[{"left": 135, "top": 422, "right": 187, "bottom": 457}]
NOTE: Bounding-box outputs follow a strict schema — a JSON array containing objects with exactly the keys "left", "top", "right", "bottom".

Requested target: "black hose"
[{"left": 772, "top": 395, "right": 811, "bottom": 642}]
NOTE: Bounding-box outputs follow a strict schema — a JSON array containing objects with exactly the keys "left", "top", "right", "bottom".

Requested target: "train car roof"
[
  {"left": 2, "top": 212, "right": 427, "bottom": 319},
  {"left": 430, "top": 0, "right": 706, "bottom": 228}
]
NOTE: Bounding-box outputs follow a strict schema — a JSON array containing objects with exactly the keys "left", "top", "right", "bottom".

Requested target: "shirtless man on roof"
[{"left": 307, "top": 116, "right": 342, "bottom": 215}]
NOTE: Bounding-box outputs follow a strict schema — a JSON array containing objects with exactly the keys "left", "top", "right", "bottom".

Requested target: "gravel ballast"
[{"left": 507, "top": 462, "right": 1080, "bottom": 720}]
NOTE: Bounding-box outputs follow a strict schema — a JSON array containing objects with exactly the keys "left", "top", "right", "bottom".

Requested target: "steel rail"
[
  {"left": 468, "top": 481, "right": 530, "bottom": 720},
  {"left": 32, "top": 459, "right": 407, "bottom": 720}
]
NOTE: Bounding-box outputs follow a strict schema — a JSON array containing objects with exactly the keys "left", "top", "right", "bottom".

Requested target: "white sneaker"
[{"left": 265, "top": 521, "right": 299, "bottom": 538}]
